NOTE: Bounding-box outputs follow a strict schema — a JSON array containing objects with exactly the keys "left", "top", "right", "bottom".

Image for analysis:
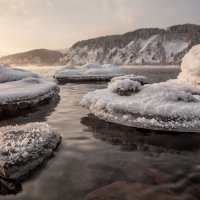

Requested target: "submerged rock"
[{"left": 85, "top": 180, "right": 200, "bottom": 200}]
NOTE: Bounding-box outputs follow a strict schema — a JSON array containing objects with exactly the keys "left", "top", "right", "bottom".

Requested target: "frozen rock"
[
  {"left": 108, "top": 79, "right": 141, "bottom": 96},
  {"left": 0, "top": 65, "right": 59, "bottom": 117},
  {"left": 81, "top": 45, "right": 200, "bottom": 131},
  {"left": 0, "top": 122, "right": 61, "bottom": 180},
  {"left": 178, "top": 44, "right": 200, "bottom": 84},
  {"left": 54, "top": 63, "right": 125, "bottom": 83},
  {"left": 111, "top": 74, "right": 147, "bottom": 85}
]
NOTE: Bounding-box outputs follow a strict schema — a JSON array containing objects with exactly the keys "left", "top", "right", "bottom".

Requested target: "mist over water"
[{"left": 1, "top": 66, "right": 200, "bottom": 200}]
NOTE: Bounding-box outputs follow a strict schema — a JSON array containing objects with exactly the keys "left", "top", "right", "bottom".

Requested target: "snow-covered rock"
[
  {"left": 0, "top": 122, "right": 61, "bottom": 181},
  {"left": 111, "top": 74, "right": 147, "bottom": 85},
  {"left": 0, "top": 65, "right": 59, "bottom": 117},
  {"left": 178, "top": 44, "right": 200, "bottom": 84},
  {"left": 81, "top": 45, "right": 200, "bottom": 131},
  {"left": 108, "top": 79, "right": 141, "bottom": 96},
  {"left": 54, "top": 63, "right": 125, "bottom": 83}
]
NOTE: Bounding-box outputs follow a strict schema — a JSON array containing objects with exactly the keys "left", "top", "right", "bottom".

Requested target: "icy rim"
[
  {"left": 54, "top": 63, "right": 125, "bottom": 83},
  {"left": 0, "top": 65, "right": 59, "bottom": 115},
  {"left": 0, "top": 122, "right": 61, "bottom": 180}
]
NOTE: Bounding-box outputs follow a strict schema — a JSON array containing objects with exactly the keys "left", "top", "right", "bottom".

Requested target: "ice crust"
[
  {"left": 0, "top": 65, "right": 59, "bottom": 105},
  {"left": 54, "top": 63, "right": 125, "bottom": 80},
  {"left": 0, "top": 122, "right": 61, "bottom": 180}
]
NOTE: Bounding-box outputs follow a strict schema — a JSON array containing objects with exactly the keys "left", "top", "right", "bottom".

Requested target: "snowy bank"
[
  {"left": 0, "top": 122, "right": 61, "bottom": 181},
  {"left": 0, "top": 65, "right": 59, "bottom": 117},
  {"left": 54, "top": 63, "right": 125, "bottom": 83},
  {"left": 81, "top": 44, "right": 200, "bottom": 131}
]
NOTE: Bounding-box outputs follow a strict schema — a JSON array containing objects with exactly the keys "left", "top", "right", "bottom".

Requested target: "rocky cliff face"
[{"left": 61, "top": 24, "right": 200, "bottom": 65}]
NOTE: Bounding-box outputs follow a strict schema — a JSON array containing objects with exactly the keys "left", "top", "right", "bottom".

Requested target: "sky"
[{"left": 0, "top": 0, "right": 200, "bottom": 56}]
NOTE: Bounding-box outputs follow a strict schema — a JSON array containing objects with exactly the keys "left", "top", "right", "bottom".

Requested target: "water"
[{"left": 1, "top": 66, "right": 200, "bottom": 200}]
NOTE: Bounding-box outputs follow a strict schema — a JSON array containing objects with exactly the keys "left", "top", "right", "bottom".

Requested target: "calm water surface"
[{"left": 1, "top": 66, "right": 200, "bottom": 200}]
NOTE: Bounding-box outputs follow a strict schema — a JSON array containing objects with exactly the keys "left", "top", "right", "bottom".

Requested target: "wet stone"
[{"left": 0, "top": 123, "right": 61, "bottom": 187}]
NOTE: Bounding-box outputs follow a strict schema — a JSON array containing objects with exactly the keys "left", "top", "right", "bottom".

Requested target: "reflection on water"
[
  {"left": 81, "top": 114, "right": 200, "bottom": 153},
  {"left": 1, "top": 66, "right": 200, "bottom": 200}
]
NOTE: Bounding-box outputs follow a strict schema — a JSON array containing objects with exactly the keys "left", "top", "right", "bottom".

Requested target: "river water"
[{"left": 1, "top": 66, "right": 200, "bottom": 200}]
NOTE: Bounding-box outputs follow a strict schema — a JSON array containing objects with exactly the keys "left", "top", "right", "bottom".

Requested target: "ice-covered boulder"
[
  {"left": 54, "top": 63, "right": 125, "bottom": 83},
  {"left": 111, "top": 74, "right": 147, "bottom": 85},
  {"left": 178, "top": 44, "right": 200, "bottom": 84},
  {"left": 108, "top": 79, "right": 142, "bottom": 96},
  {"left": 0, "top": 65, "right": 59, "bottom": 117},
  {"left": 0, "top": 123, "right": 61, "bottom": 180}
]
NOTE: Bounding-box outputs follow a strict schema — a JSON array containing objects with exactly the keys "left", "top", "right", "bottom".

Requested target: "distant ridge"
[
  {"left": 0, "top": 49, "right": 62, "bottom": 66},
  {"left": 62, "top": 24, "right": 200, "bottom": 65},
  {"left": 1, "top": 24, "right": 200, "bottom": 66}
]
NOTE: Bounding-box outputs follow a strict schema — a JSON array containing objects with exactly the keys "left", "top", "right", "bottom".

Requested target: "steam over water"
[{"left": 1, "top": 66, "right": 200, "bottom": 200}]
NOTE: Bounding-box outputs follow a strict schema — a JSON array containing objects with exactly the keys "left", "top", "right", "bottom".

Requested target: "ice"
[
  {"left": 108, "top": 79, "right": 141, "bottom": 94},
  {"left": 81, "top": 45, "right": 200, "bottom": 130},
  {"left": 0, "top": 122, "right": 61, "bottom": 180},
  {"left": 0, "top": 65, "right": 38, "bottom": 83},
  {"left": 0, "top": 77, "right": 59, "bottom": 104},
  {"left": 54, "top": 63, "right": 125, "bottom": 82},
  {"left": 111, "top": 74, "right": 147, "bottom": 85},
  {"left": 163, "top": 41, "right": 188, "bottom": 61},
  {"left": 82, "top": 63, "right": 102, "bottom": 69},
  {"left": 0, "top": 65, "right": 59, "bottom": 105},
  {"left": 178, "top": 44, "right": 200, "bottom": 84}
]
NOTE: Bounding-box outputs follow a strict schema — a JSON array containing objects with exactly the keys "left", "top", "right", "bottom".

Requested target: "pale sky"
[{"left": 0, "top": 0, "right": 199, "bottom": 56}]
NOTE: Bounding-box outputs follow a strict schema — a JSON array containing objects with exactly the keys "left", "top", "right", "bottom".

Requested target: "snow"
[
  {"left": 0, "top": 65, "right": 59, "bottom": 105},
  {"left": 82, "top": 63, "right": 102, "bottom": 69},
  {"left": 111, "top": 74, "right": 147, "bottom": 84},
  {"left": 65, "top": 64, "right": 76, "bottom": 69},
  {"left": 178, "top": 44, "right": 200, "bottom": 84},
  {"left": 0, "top": 77, "right": 59, "bottom": 104},
  {"left": 163, "top": 41, "right": 188, "bottom": 61},
  {"left": 108, "top": 79, "right": 141, "bottom": 93},
  {"left": 139, "top": 35, "right": 159, "bottom": 53},
  {"left": 0, "top": 65, "right": 38, "bottom": 83},
  {"left": 81, "top": 80, "right": 200, "bottom": 130},
  {"left": 81, "top": 45, "right": 200, "bottom": 131},
  {"left": 61, "top": 34, "right": 190, "bottom": 65},
  {"left": 54, "top": 63, "right": 125, "bottom": 81},
  {"left": 0, "top": 122, "right": 61, "bottom": 179}
]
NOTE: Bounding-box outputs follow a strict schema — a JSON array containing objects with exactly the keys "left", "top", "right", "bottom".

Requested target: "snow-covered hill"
[
  {"left": 61, "top": 24, "right": 200, "bottom": 65},
  {"left": 1, "top": 24, "right": 200, "bottom": 66},
  {"left": 0, "top": 49, "right": 62, "bottom": 66}
]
